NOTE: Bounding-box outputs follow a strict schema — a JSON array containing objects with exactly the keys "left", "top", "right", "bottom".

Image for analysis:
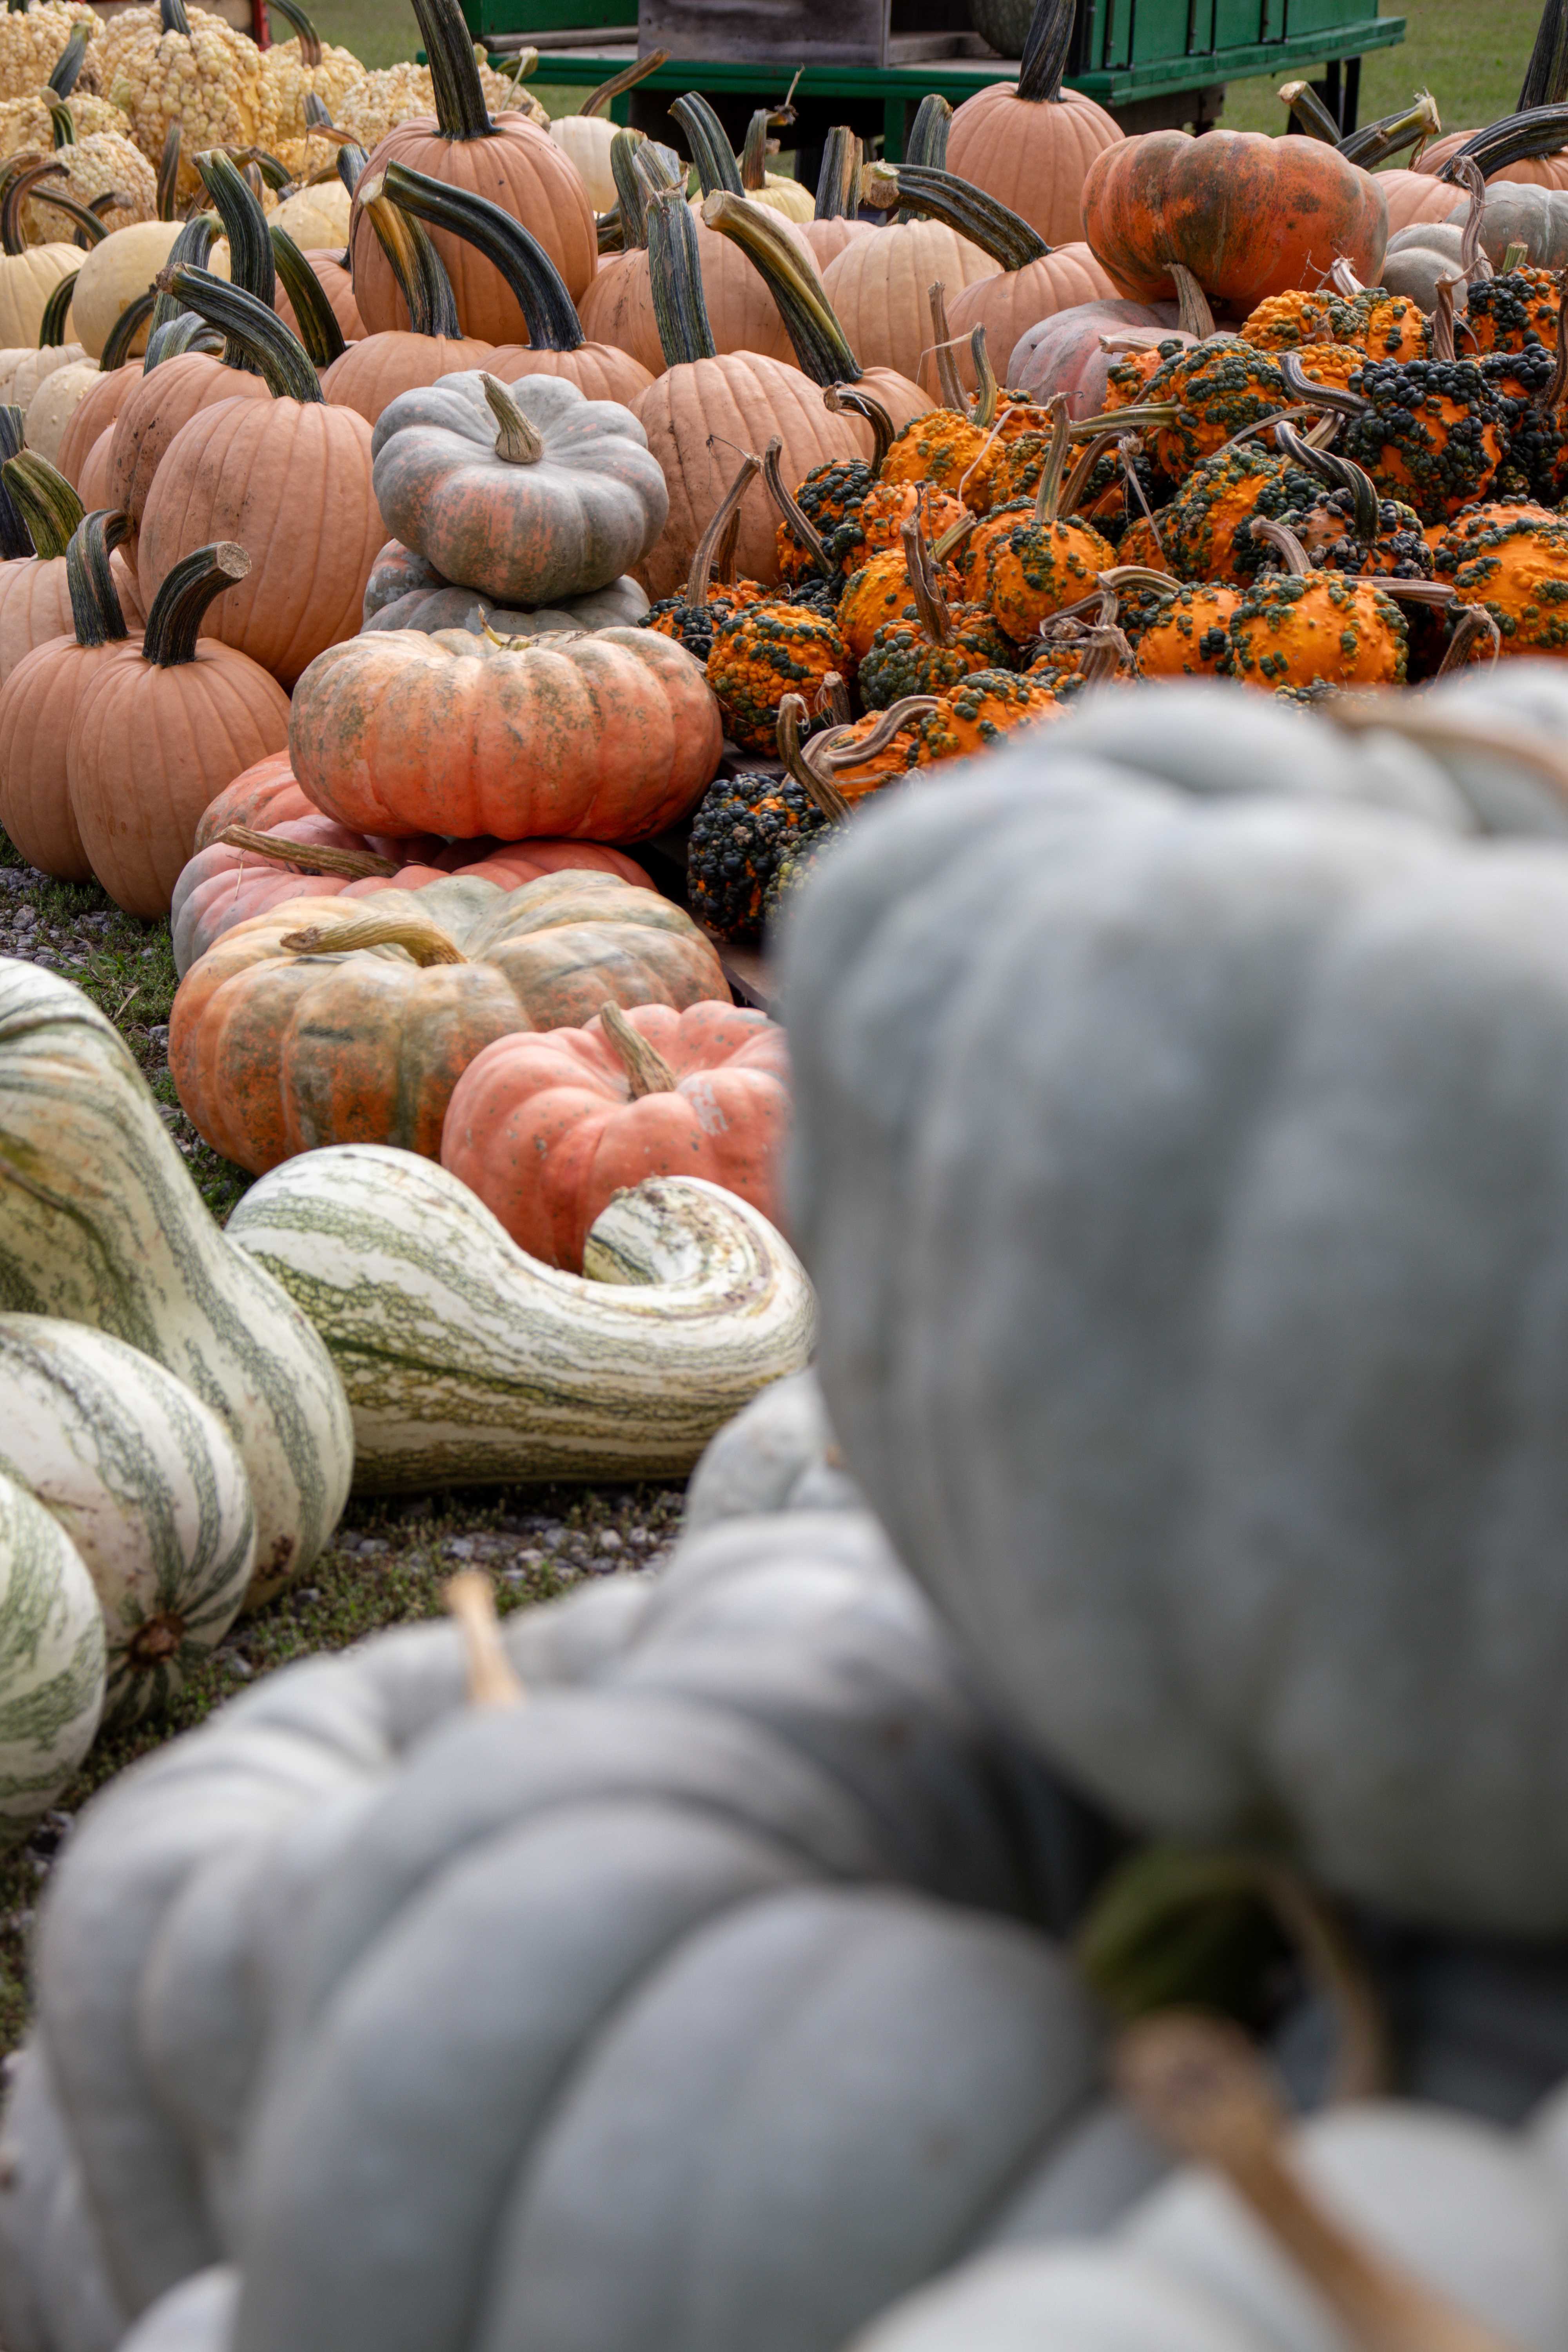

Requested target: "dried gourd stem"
[
  {"left": 481, "top": 372, "right": 545, "bottom": 464},
  {"left": 777, "top": 693, "right": 852, "bottom": 822},
  {"left": 578, "top": 46, "right": 668, "bottom": 118},
  {"left": 1329, "top": 254, "right": 1365, "bottom": 300},
  {"left": 932, "top": 509, "right": 977, "bottom": 563},
  {"left": 1060, "top": 424, "right": 1130, "bottom": 520},
  {"left": 823, "top": 382, "right": 895, "bottom": 468},
  {"left": 1249, "top": 515, "right": 1314, "bottom": 576},
  {"left": 444, "top": 1572, "right": 526, "bottom": 1709},
  {"left": 1278, "top": 76, "right": 1344, "bottom": 142},
  {"left": 1076, "top": 624, "right": 1133, "bottom": 686},
  {"left": 1031, "top": 396, "right": 1074, "bottom": 526},
  {"left": 1376, "top": 580, "right": 1456, "bottom": 606},
  {"left": 761, "top": 435, "right": 834, "bottom": 578},
  {"left": 1279, "top": 352, "right": 1370, "bottom": 416},
  {"left": 739, "top": 109, "right": 778, "bottom": 194},
  {"left": 1455, "top": 156, "right": 1495, "bottom": 281},
  {"left": 1536, "top": 268, "right": 1568, "bottom": 412},
  {"left": 1275, "top": 419, "right": 1382, "bottom": 550},
  {"left": 1118, "top": 2015, "right": 1519, "bottom": 2352},
  {"left": 281, "top": 908, "right": 468, "bottom": 965},
  {"left": 1119, "top": 438, "right": 1164, "bottom": 554},
  {"left": 815, "top": 669, "right": 853, "bottom": 726},
  {"left": 1098, "top": 564, "right": 1179, "bottom": 596},
  {"left": 1432, "top": 275, "right": 1461, "bottom": 363},
  {"left": 1436, "top": 603, "right": 1502, "bottom": 672},
  {"left": 1166, "top": 260, "right": 1216, "bottom": 339},
  {"left": 1501, "top": 239, "right": 1531, "bottom": 272},
  {"left": 217, "top": 824, "right": 400, "bottom": 880},
  {"left": 900, "top": 513, "right": 953, "bottom": 647},
  {"left": 969, "top": 326, "right": 1000, "bottom": 429},
  {"left": 684, "top": 449, "right": 762, "bottom": 608},
  {"left": 927, "top": 279, "right": 968, "bottom": 413},
  {"left": 598, "top": 999, "right": 678, "bottom": 1096},
  {"left": 820, "top": 695, "right": 939, "bottom": 768}
]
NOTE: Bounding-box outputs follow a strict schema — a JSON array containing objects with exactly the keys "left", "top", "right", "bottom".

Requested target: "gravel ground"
[{"left": 0, "top": 836, "right": 693, "bottom": 2058}]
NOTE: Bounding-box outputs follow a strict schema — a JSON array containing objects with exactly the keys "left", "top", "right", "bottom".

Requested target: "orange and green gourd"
[
  {"left": 1154, "top": 441, "right": 1322, "bottom": 585},
  {"left": 646, "top": 450, "right": 768, "bottom": 662},
  {"left": 1224, "top": 516, "right": 1409, "bottom": 689},
  {"left": 686, "top": 731, "right": 834, "bottom": 944},
  {"left": 1272, "top": 425, "right": 1436, "bottom": 581},
  {"left": 707, "top": 592, "right": 851, "bottom": 753},
  {"left": 1119, "top": 572, "right": 1242, "bottom": 677},
  {"left": 905, "top": 666, "right": 1060, "bottom": 761},
  {"left": 857, "top": 515, "right": 1015, "bottom": 707},
  {"left": 982, "top": 397, "right": 1117, "bottom": 643},
  {"left": 1240, "top": 288, "right": 1339, "bottom": 351},
  {"left": 1464, "top": 267, "right": 1562, "bottom": 355},
  {"left": 1441, "top": 506, "right": 1568, "bottom": 654},
  {"left": 1141, "top": 337, "right": 1293, "bottom": 481},
  {"left": 1283, "top": 301, "right": 1507, "bottom": 526}
]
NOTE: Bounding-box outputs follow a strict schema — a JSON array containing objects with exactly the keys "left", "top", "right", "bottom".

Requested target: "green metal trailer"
[{"left": 461, "top": 1, "right": 1405, "bottom": 160}]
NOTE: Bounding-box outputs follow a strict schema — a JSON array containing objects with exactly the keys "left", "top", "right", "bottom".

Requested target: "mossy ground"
[{"left": 0, "top": 835, "right": 688, "bottom": 2059}]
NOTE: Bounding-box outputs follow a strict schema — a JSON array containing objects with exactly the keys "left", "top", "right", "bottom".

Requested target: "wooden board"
[{"left": 638, "top": 0, "right": 893, "bottom": 68}]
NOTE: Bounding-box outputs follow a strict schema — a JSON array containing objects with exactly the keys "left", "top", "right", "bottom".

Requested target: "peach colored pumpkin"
[
  {"left": 319, "top": 172, "right": 493, "bottom": 426},
  {"left": 820, "top": 221, "right": 1001, "bottom": 383},
  {"left": 1415, "top": 131, "right": 1568, "bottom": 191},
  {"left": 1376, "top": 167, "right": 1473, "bottom": 234},
  {"left": 946, "top": 0, "right": 1124, "bottom": 247},
  {"left": 107, "top": 355, "right": 274, "bottom": 531},
  {"left": 579, "top": 208, "right": 813, "bottom": 377},
  {"left": 347, "top": 0, "right": 595, "bottom": 340},
  {"left": 66, "top": 542, "right": 292, "bottom": 917},
  {"left": 275, "top": 249, "right": 366, "bottom": 345},
  {"left": 0, "top": 510, "right": 132, "bottom": 880},
  {"left": 55, "top": 364, "right": 138, "bottom": 491}
]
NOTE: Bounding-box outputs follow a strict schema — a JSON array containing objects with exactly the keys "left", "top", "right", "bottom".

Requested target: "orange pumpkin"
[
  {"left": 980, "top": 397, "right": 1117, "bottom": 641},
  {"left": 168, "top": 868, "right": 730, "bottom": 1174},
  {"left": 319, "top": 173, "right": 492, "bottom": 425},
  {"left": 441, "top": 999, "right": 790, "bottom": 1270},
  {"left": 1376, "top": 169, "right": 1467, "bottom": 234},
  {"left": 136, "top": 268, "right": 383, "bottom": 690},
  {"left": 347, "top": 0, "right": 595, "bottom": 340},
  {"left": 274, "top": 244, "right": 366, "bottom": 348},
  {"left": 56, "top": 362, "right": 140, "bottom": 492},
  {"left": 0, "top": 508, "right": 131, "bottom": 881},
  {"left": 1082, "top": 129, "right": 1388, "bottom": 312},
  {"left": 65, "top": 542, "right": 292, "bottom": 916},
  {"left": 1224, "top": 516, "right": 1408, "bottom": 689},
  {"left": 289, "top": 621, "right": 721, "bottom": 841},
  {"left": 1130, "top": 575, "right": 1243, "bottom": 677},
  {"left": 945, "top": 0, "right": 1123, "bottom": 247}
]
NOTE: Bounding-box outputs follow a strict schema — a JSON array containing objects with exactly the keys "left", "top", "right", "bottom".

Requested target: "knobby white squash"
[
  {"left": 225, "top": 1147, "right": 817, "bottom": 1491},
  {"left": 0, "top": 1465, "right": 104, "bottom": 1844},
  {"left": 0, "top": 960, "right": 352, "bottom": 1606},
  {"left": 0, "top": 1318, "right": 256, "bottom": 1723}
]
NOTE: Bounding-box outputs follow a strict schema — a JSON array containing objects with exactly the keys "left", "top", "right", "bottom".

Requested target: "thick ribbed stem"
[
  {"left": 904, "top": 91, "right": 952, "bottom": 168},
  {"left": 701, "top": 188, "right": 863, "bottom": 385},
  {"left": 270, "top": 225, "right": 347, "bottom": 365},
  {"left": 927, "top": 279, "right": 965, "bottom": 410},
  {"left": 1031, "top": 396, "right": 1073, "bottom": 526},
  {"left": 817, "top": 669, "right": 852, "bottom": 726},
  {"left": 739, "top": 109, "right": 774, "bottom": 192},
  {"left": 38, "top": 270, "right": 76, "bottom": 347},
  {"left": 47, "top": 95, "right": 74, "bottom": 147},
  {"left": 481, "top": 372, "right": 544, "bottom": 462},
  {"left": 267, "top": 0, "right": 323, "bottom": 68},
  {"left": 383, "top": 160, "right": 586, "bottom": 352},
  {"left": 815, "top": 125, "right": 861, "bottom": 220},
  {"left": 143, "top": 314, "right": 223, "bottom": 369},
  {"left": 647, "top": 188, "right": 717, "bottom": 365},
  {"left": 900, "top": 514, "right": 953, "bottom": 646},
  {"left": 581, "top": 48, "right": 668, "bottom": 118},
  {"left": 3, "top": 450, "right": 82, "bottom": 558},
  {"left": 409, "top": 0, "right": 494, "bottom": 141},
  {"left": 885, "top": 162, "right": 1049, "bottom": 270},
  {"left": 156, "top": 264, "right": 323, "bottom": 400},
  {"left": 1169, "top": 260, "right": 1216, "bottom": 338},
  {"left": 1339, "top": 91, "right": 1442, "bottom": 168},
  {"left": 65, "top": 508, "right": 130, "bottom": 648},
  {"left": 670, "top": 91, "right": 744, "bottom": 196},
  {"left": 1438, "top": 104, "right": 1568, "bottom": 181},
  {"left": 610, "top": 127, "right": 650, "bottom": 246},
  {"left": 1433, "top": 275, "right": 1460, "bottom": 361},
  {"left": 1277, "top": 78, "right": 1343, "bottom": 142},
  {"left": 282, "top": 906, "right": 466, "bottom": 962},
  {"left": 599, "top": 999, "right": 677, "bottom": 1095},
  {"left": 194, "top": 152, "right": 275, "bottom": 356},
  {"left": 99, "top": 290, "right": 156, "bottom": 372},
  {"left": 142, "top": 541, "right": 250, "bottom": 666},
  {"left": 157, "top": 125, "right": 180, "bottom": 220},
  {"left": 823, "top": 382, "right": 893, "bottom": 465},
  {"left": 218, "top": 824, "right": 399, "bottom": 878},
  {"left": 355, "top": 171, "right": 463, "bottom": 339},
  {"left": 684, "top": 451, "right": 761, "bottom": 606},
  {"left": 148, "top": 212, "right": 218, "bottom": 338},
  {"left": 337, "top": 139, "right": 367, "bottom": 198},
  {"left": 1454, "top": 158, "right": 1495, "bottom": 281},
  {"left": 1521, "top": 0, "right": 1568, "bottom": 111},
  {"left": 1016, "top": 0, "right": 1074, "bottom": 102},
  {"left": 46, "top": 24, "right": 89, "bottom": 98}
]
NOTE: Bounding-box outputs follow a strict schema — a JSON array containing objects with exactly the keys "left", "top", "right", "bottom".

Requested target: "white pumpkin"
[
  {"left": 71, "top": 224, "right": 230, "bottom": 362},
  {"left": 270, "top": 179, "right": 350, "bottom": 255},
  {"left": 23, "top": 356, "right": 100, "bottom": 463},
  {"left": 0, "top": 337, "right": 84, "bottom": 412},
  {"left": 0, "top": 1465, "right": 104, "bottom": 1845},
  {"left": 548, "top": 110, "right": 618, "bottom": 212},
  {"left": 0, "top": 1318, "right": 256, "bottom": 1723}
]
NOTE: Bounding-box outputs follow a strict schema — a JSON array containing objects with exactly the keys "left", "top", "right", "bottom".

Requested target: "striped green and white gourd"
[
  {"left": 0, "top": 1470, "right": 105, "bottom": 1844},
  {"left": 226, "top": 1147, "right": 817, "bottom": 1492},
  {"left": 0, "top": 960, "right": 353, "bottom": 1609},
  {"left": 0, "top": 1319, "right": 256, "bottom": 1724}
]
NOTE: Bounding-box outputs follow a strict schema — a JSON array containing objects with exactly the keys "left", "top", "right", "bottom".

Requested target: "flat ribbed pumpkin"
[
  {"left": 289, "top": 622, "right": 720, "bottom": 841},
  {"left": 441, "top": 999, "right": 791, "bottom": 1268},
  {"left": 135, "top": 266, "right": 383, "bottom": 690},
  {"left": 0, "top": 508, "right": 131, "bottom": 882},
  {"left": 66, "top": 541, "right": 291, "bottom": 917},
  {"left": 168, "top": 869, "right": 730, "bottom": 1173}
]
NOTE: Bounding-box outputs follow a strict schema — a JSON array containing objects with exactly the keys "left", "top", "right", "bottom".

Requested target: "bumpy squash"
[
  {"left": 227, "top": 1151, "right": 815, "bottom": 1490},
  {"left": 0, "top": 1465, "right": 103, "bottom": 1844},
  {"left": 0, "top": 1316, "right": 254, "bottom": 1722},
  {"left": 0, "top": 959, "right": 352, "bottom": 1606}
]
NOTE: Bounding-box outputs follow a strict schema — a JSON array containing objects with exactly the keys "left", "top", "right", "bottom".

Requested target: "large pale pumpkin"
[
  {"left": 168, "top": 869, "right": 731, "bottom": 1172},
  {"left": 946, "top": 0, "right": 1124, "bottom": 247},
  {"left": 347, "top": 0, "right": 595, "bottom": 339},
  {"left": 0, "top": 508, "right": 131, "bottom": 880},
  {"left": 289, "top": 623, "right": 720, "bottom": 841},
  {"left": 819, "top": 217, "right": 1000, "bottom": 385}
]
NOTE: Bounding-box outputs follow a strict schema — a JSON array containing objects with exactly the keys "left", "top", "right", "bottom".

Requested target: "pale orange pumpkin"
[
  {"left": 55, "top": 362, "right": 140, "bottom": 492},
  {"left": 347, "top": 0, "right": 595, "bottom": 340},
  {"left": 320, "top": 174, "right": 493, "bottom": 426},
  {"left": 946, "top": 0, "right": 1124, "bottom": 247},
  {"left": 136, "top": 269, "right": 383, "bottom": 691},
  {"left": 819, "top": 215, "right": 1000, "bottom": 385},
  {"left": 66, "top": 542, "right": 292, "bottom": 916},
  {"left": 0, "top": 508, "right": 131, "bottom": 881},
  {"left": 1376, "top": 167, "right": 1469, "bottom": 234},
  {"left": 274, "top": 244, "right": 367, "bottom": 348}
]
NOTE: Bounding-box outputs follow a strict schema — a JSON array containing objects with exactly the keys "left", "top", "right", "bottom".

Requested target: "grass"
[{"left": 1218, "top": 0, "right": 1543, "bottom": 137}]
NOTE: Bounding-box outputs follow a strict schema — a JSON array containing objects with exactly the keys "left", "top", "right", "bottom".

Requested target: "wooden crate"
[{"left": 89, "top": 0, "right": 262, "bottom": 35}]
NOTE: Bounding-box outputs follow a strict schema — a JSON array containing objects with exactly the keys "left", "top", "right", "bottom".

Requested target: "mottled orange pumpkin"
[
  {"left": 1240, "top": 289, "right": 1338, "bottom": 350},
  {"left": 707, "top": 599, "right": 851, "bottom": 753},
  {"left": 1223, "top": 517, "right": 1408, "bottom": 689},
  {"left": 1134, "top": 579, "right": 1242, "bottom": 676}
]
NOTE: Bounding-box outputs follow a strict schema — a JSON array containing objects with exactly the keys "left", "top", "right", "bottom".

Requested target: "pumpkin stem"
[
  {"left": 195, "top": 147, "right": 276, "bottom": 318},
  {"left": 579, "top": 47, "right": 669, "bottom": 119},
  {"left": 816, "top": 668, "right": 852, "bottom": 726},
  {"left": 1432, "top": 274, "right": 1461, "bottom": 362},
  {"left": 701, "top": 187, "right": 865, "bottom": 387},
  {"left": 598, "top": 998, "right": 678, "bottom": 1096},
  {"left": 148, "top": 210, "right": 219, "bottom": 343},
  {"left": 1454, "top": 157, "right": 1495, "bottom": 282},
  {"left": 777, "top": 692, "right": 851, "bottom": 821},
  {"left": 160, "top": 0, "right": 191, "bottom": 32},
  {"left": 647, "top": 186, "right": 718, "bottom": 366},
  {"left": 1521, "top": 0, "right": 1568, "bottom": 112},
  {"left": 0, "top": 404, "right": 30, "bottom": 562},
  {"left": 1274, "top": 420, "right": 1382, "bottom": 550},
  {"left": 64, "top": 508, "right": 130, "bottom": 648},
  {"left": 481, "top": 371, "right": 545, "bottom": 464},
  {"left": 1098, "top": 563, "right": 1179, "bottom": 595},
  {"left": 1276, "top": 77, "right": 1344, "bottom": 143},
  {"left": 1339, "top": 89, "right": 1442, "bottom": 170},
  {"left": 1058, "top": 421, "right": 1125, "bottom": 518},
  {"left": 683, "top": 448, "right": 761, "bottom": 607},
  {"left": 143, "top": 309, "right": 222, "bottom": 372},
  {"left": 825, "top": 695, "right": 939, "bottom": 772},
  {"left": 381, "top": 160, "right": 586, "bottom": 354},
  {"left": 1167, "top": 260, "right": 1216, "bottom": 339},
  {"left": 269, "top": 223, "right": 348, "bottom": 367},
  {"left": 610, "top": 127, "right": 651, "bottom": 247},
  {"left": 1436, "top": 602, "right": 1502, "bottom": 672},
  {"left": 932, "top": 508, "right": 977, "bottom": 562},
  {"left": 337, "top": 138, "right": 368, "bottom": 199},
  {"left": 47, "top": 95, "right": 75, "bottom": 149},
  {"left": 408, "top": 0, "right": 495, "bottom": 143},
  {"left": 1030, "top": 395, "right": 1073, "bottom": 526},
  {"left": 823, "top": 381, "right": 893, "bottom": 466},
  {"left": 670, "top": 90, "right": 744, "bottom": 197},
  {"left": 444, "top": 1571, "right": 525, "bottom": 1708},
  {"left": 739, "top": 108, "right": 775, "bottom": 194},
  {"left": 902, "top": 91, "right": 952, "bottom": 186},
  {"left": 970, "top": 327, "right": 1000, "bottom": 428},
  {"left": 218, "top": 823, "right": 400, "bottom": 879},
  {"left": 927, "top": 278, "right": 968, "bottom": 411},
  {"left": 1375, "top": 579, "right": 1456, "bottom": 606},
  {"left": 900, "top": 512, "right": 953, "bottom": 646},
  {"left": 141, "top": 540, "right": 250, "bottom": 666},
  {"left": 3, "top": 157, "right": 105, "bottom": 252},
  {"left": 355, "top": 170, "right": 464, "bottom": 341},
  {"left": 1278, "top": 351, "right": 1370, "bottom": 416},
  {"left": 1436, "top": 102, "right": 1568, "bottom": 184},
  {"left": 1015, "top": 0, "right": 1075, "bottom": 105},
  {"left": 1248, "top": 515, "right": 1313, "bottom": 576},
  {"left": 2, "top": 449, "right": 84, "bottom": 559},
  {"left": 282, "top": 905, "right": 469, "bottom": 964},
  {"left": 156, "top": 263, "right": 324, "bottom": 402},
  {"left": 883, "top": 163, "right": 1051, "bottom": 271},
  {"left": 157, "top": 125, "right": 181, "bottom": 221},
  {"left": 761, "top": 435, "right": 834, "bottom": 578},
  {"left": 1501, "top": 239, "right": 1531, "bottom": 272},
  {"left": 265, "top": 0, "right": 323, "bottom": 69},
  {"left": 37, "top": 269, "right": 76, "bottom": 348},
  {"left": 46, "top": 23, "right": 89, "bottom": 99},
  {"left": 814, "top": 124, "right": 862, "bottom": 221}
]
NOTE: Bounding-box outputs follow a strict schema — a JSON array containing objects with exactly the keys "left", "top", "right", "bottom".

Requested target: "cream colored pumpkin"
[
  {"left": 0, "top": 244, "right": 79, "bottom": 349},
  {"left": 0, "top": 338, "right": 81, "bottom": 409},
  {"left": 548, "top": 112, "right": 618, "bottom": 212},
  {"left": 270, "top": 178, "right": 351, "bottom": 254},
  {"left": 749, "top": 171, "right": 816, "bottom": 223},
  {"left": 23, "top": 361, "right": 100, "bottom": 464},
  {"left": 820, "top": 222, "right": 1001, "bottom": 383},
  {"left": 72, "top": 223, "right": 231, "bottom": 363}
]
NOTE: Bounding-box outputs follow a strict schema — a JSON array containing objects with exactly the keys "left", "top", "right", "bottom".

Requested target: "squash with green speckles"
[
  {"left": 0, "top": 1466, "right": 103, "bottom": 1846},
  {"left": 706, "top": 600, "right": 850, "bottom": 753}
]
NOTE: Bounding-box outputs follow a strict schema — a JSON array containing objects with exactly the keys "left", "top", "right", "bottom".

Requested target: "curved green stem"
[
  {"left": 46, "top": 24, "right": 89, "bottom": 98},
  {"left": 38, "top": 269, "right": 76, "bottom": 348},
  {"left": 1277, "top": 77, "right": 1343, "bottom": 142},
  {"left": 47, "top": 95, "right": 74, "bottom": 147},
  {"left": 0, "top": 405, "right": 30, "bottom": 560},
  {"left": 65, "top": 508, "right": 131, "bottom": 648},
  {"left": 143, "top": 312, "right": 223, "bottom": 369},
  {"left": 355, "top": 169, "right": 463, "bottom": 339},
  {"left": 266, "top": 0, "right": 323, "bottom": 68},
  {"left": 195, "top": 149, "right": 276, "bottom": 316},
  {"left": 336, "top": 139, "right": 367, "bottom": 198},
  {"left": 160, "top": 0, "right": 191, "bottom": 33},
  {"left": 700, "top": 188, "right": 864, "bottom": 385},
  {"left": 1438, "top": 103, "right": 1568, "bottom": 179},
  {"left": 1016, "top": 0, "right": 1075, "bottom": 104},
  {"left": 3, "top": 160, "right": 104, "bottom": 253},
  {"left": 148, "top": 210, "right": 219, "bottom": 340},
  {"left": 646, "top": 185, "right": 717, "bottom": 365},
  {"left": 2, "top": 450, "right": 84, "bottom": 559},
  {"left": 1275, "top": 419, "right": 1381, "bottom": 545},
  {"left": 1339, "top": 91, "right": 1442, "bottom": 168},
  {"left": 581, "top": 48, "right": 668, "bottom": 118},
  {"left": 142, "top": 541, "right": 250, "bottom": 666},
  {"left": 814, "top": 124, "right": 861, "bottom": 221},
  {"left": 382, "top": 159, "right": 585, "bottom": 351},
  {"left": 610, "top": 126, "right": 650, "bottom": 247},
  {"left": 670, "top": 90, "right": 744, "bottom": 196},
  {"left": 408, "top": 0, "right": 494, "bottom": 142},
  {"left": 269, "top": 224, "right": 347, "bottom": 365},
  {"left": 156, "top": 264, "right": 323, "bottom": 401},
  {"left": 880, "top": 160, "right": 1048, "bottom": 269},
  {"left": 100, "top": 290, "right": 157, "bottom": 373}
]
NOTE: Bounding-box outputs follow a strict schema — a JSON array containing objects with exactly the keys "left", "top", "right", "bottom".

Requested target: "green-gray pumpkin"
[
  {"left": 360, "top": 538, "right": 651, "bottom": 637},
  {"left": 1444, "top": 181, "right": 1568, "bottom": 270},
  {"left": 369, "top": 370, "right": 670, "bottom": 607},
  {"left": 783, "top": 684, "right": 1568, "bottom": 1939}
]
